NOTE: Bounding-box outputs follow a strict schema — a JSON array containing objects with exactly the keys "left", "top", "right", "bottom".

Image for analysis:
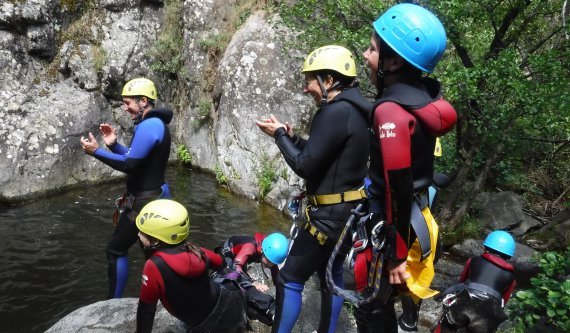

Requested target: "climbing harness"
[
  {"left": 325, "top": 201, "right": 389, "bottom": 307},
  {"left": 286, "top": 190, "right": 305, "bottom": 240}
]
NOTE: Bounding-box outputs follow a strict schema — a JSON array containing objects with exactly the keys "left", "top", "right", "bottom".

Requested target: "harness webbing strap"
[{"left": 410, "top": 198, "right": 432, "bottom": 261}]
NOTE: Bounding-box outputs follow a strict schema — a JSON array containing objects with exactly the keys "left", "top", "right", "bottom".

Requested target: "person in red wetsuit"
[
  {"left": 357, "top": 3, "right": 457, "bottom": 332},
  {"left": 432, "top": 230, "right": 517, "bottom": 333},
  {"left": 216, "top": 232, "right": 289, "bottom": 291},
  {"left": 134, "top": 199, "right": 247, "bottom": 333}
]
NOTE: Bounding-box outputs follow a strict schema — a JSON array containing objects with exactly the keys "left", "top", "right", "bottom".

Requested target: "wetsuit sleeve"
[
  {"left": 459, "top": 258, "right": 472, "bottom": 282},
  {"left": 93, "top": 119, "right": 165, "bottom": 173},
  {"left": 137, "top": 259, "right": 161, "bottom": 333},
  {"left": 373, "top": 102, "right": 416, "bottom": 260},
  {"left": 107, "top": 142, "right": 128, "bottom": 155},
  {"left": 502, "top": 279, "right": 516, "bottom": 304},
  {"left": 202, "top": 247, "right": 224, "bottom": 271},
  {"left": 290, "top": 133, "right": 307, "bottom": 149},
  {"left": 273, "top": 106, "right": 350, "bottom": 179},
  {"left": 233, "top": 243, "right": 256, "bottom": 271}
]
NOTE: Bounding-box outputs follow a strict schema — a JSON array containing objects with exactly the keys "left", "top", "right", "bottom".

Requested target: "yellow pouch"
[{"left": 404, "top": 206, "right": 439, "bottom": 303}]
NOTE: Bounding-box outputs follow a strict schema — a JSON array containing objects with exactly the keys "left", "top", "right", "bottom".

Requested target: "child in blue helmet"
[
  {"left": 216, "top": 232, "right": 289, "bottom": 291},
  {"left": 213, "top": 232, "right": 289, "bottom": 326},
  {"left": 432, "top": 230, "right": 517, "bottom": 333}
]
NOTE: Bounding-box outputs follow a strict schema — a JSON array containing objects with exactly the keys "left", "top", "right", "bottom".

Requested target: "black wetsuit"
[
  {"left": 271, "top": 86, "right": 371, "bottom": 333},
  {"left": 434, "top": 252, "right": 516, "bottom": 333},
  {"left": 136, "top": 245, "right": 247, "bottom": 333},
  {"left": 356, "top": 78, "right": 457, "bottom": 333},
  {"left": 93, "top": 108, "right": 173, "bottom": 298}
]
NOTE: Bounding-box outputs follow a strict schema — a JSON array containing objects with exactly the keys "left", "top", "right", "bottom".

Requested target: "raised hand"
[
  {"left": 99, "top": 123, "right": 117, "bottom": 146},
  {"left": 80, "top": 132, "right": 100, "bottom": 155}
]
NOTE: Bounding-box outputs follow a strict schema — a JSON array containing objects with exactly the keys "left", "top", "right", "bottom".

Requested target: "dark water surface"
[{"left": 0, "top": 167, "right": 290, "bottom": 333}]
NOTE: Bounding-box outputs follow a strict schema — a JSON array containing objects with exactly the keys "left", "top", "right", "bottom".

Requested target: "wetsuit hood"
[
  {"left": 375, "top": 77, "right": 456, "bottom": 136},
  {"left": 144, "top": 108, "right": 173, "bottom": 124},
  {"left": 333, "top": 86, "right": 373, "bottom": 120}
]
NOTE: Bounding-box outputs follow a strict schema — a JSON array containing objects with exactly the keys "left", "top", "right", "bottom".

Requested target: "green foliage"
[
  {"left": 441, "top": 213, "right": 483, "bottom": 247},
  {"left": 509, "top": 247, "right": 570, "bottom": 331},
  {"left": 176, "top": 144, "right": 192, "bottom": 166},
  {"left": 215, "top": 164, "right": 228, "bottom": 185},
  {"left": 257, "top": 155, "right": 278, "bottom": 199},
  {"left": 149, "top": 0, "right": 186, "bottom": 79},
  {"left": 278, "top": 0, "right": 570, "bottom": 221}
]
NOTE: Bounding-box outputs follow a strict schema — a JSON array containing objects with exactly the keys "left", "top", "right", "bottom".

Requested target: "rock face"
[{"left": 0, "top": 0, "right": 310, "bottom": 207}]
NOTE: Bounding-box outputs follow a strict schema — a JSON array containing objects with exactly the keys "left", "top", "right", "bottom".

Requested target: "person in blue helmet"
[
  {"left": 256, "top": 45, "right": 370, "bottom": 333},
  {"left": 216, "top": 232, "right": 289, "bottom": 291},
  {"left": 213, "top": 232, "right": 289, "bottom": 326},
  {"left": 359, "top": 3, "right": 457, "bottom": 332},
  {"left": 432, "top": 230, "right": 517, "bottom": 333},
  {"left": 80, "top": 78, "right": 173, "bottom": 299}
]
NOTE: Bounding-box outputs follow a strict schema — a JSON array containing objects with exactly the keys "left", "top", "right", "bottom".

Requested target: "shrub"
[
  {"left": 176, "top": 144, "right": 192, "bottom": 166},
  {"left": 508, "top": 247, "right": 570, "bottom": 332}
]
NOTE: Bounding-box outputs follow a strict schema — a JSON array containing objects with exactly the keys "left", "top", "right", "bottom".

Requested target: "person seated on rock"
[
  {"left": 215, "top": 232, "right": 289, "bottom": 292},
  {"left": 432, "top": 230, "right": 517, "bottom": 333},
  {"left": 134, "top": 199, "right": 247, "bottom": 333}
]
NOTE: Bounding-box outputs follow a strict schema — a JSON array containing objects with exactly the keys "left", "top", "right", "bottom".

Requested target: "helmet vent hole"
[{"left": 171, "top": 234, "right": 177, "bottom": 241}]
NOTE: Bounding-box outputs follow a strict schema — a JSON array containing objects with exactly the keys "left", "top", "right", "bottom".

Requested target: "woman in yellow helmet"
[
  {"left": 134, "top": 199, "right": 248, "bottom": 333},
  {"left": 256, "top": 45, "right": 370, "bottom": 333},
  {"left": 80, "top": 77, "right": 173, "bottom": 299}
]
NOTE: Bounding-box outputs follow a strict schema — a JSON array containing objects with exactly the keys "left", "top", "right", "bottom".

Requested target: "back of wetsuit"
[{"left": 467, "top": 254, "right": 515, "bottom": 298}]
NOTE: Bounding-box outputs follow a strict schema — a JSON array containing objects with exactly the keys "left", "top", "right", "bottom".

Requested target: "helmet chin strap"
[{"left": 317, "top": 74, "right": 341, "bottom": 106}]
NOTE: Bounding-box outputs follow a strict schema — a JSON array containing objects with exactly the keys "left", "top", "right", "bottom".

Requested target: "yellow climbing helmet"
[
  {"left": 136, "top": 199, "right": 190, "bottom": 245},
  {"left": 301, "top": 45, "right": 357, "bottom": 78},
  {"left": 121, "top": 77, "right": 157, "bottom": 100}
]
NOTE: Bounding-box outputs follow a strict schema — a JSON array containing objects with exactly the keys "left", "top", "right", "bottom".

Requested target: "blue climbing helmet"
[
  {"left": 372, "top": 3, "right": 447, "bottom": 73},
  {"left": 261, "top": 233, "right": 289, "bottom": 265},
  {"left": 483, "top": 230, "right": 516, "bottom": 258}
]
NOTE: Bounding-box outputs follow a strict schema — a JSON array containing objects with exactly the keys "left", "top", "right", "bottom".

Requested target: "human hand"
[
  {"left": 252, "top": 282, "right": 269, "bottom": 292},
  {"left": 255, "top": 114, "right": 287, "bottom": 137},
  {"left": 285, "top": 122, "right": 294, "bottom": 138},
  {"left": 387, "top": 259, "right": 410, "bottom": 285},
  {"left": 99, "top": 123, "right": 117, "bottom": 146},
  {"left": 80, "top": 132, "right": 100, "bottom": 155}
]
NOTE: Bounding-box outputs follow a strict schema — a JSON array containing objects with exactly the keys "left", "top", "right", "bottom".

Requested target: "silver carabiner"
[{"left": 370, "top": 220, "right": 386, "bottom": 251}]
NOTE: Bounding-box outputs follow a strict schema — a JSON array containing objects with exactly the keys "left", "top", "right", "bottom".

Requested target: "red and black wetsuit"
[
  {"left": 221, "top": 233, "right": 279, "bottom": 283},
  {"left": 434, "top": 253, "right": 516, "bottom": 333},
  {"left": 356, "top": 78, "right": 457, "bottom": 333},
  {"left": 136, "top": 245, "right": 247, "bottom": 333}
]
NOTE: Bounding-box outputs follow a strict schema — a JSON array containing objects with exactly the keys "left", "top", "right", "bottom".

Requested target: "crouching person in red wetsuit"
[
  {"left": 134, "top": 199, "right": 248, "bottom": 333},
  {"left": 432, "top": 230, "right": 517, "bottom": 333}
]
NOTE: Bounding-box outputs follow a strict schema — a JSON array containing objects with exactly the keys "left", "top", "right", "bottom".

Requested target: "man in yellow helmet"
[
  {"left": 256, "top": 45, "right": 370, "bottom": 333},
  {"left": 80, "top": 77, "right": 173, "bottom": 298}
]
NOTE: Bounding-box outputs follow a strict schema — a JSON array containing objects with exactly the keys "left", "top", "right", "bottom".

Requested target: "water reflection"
[{"left": 0, "top": 167, "right": 291, "bottom": 333}]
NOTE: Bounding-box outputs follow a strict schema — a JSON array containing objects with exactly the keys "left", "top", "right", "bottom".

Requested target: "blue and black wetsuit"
[
  {"left": 93, "top": 108, "right": 173, "bottom": 299},
  {"left": 270, "top": 87, "right": 370, "bottom": 333}
]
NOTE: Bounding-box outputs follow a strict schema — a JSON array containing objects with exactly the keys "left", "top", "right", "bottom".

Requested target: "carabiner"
[{"left": 370, "top": 220, "right": 386, "bottom": 251}]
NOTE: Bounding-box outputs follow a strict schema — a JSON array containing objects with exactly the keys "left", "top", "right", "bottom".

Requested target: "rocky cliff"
[{"left": 0, "top": 0, "right": 308, "bottom": 207}]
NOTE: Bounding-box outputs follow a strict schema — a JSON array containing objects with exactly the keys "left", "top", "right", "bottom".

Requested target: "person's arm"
[
  {"left": 459, "top": 258, "right": 472, "bottom": 283},
  {"left": 502, "top": 279, "right": 516, "bottom": 304},
  {"left": 201, "top": 247, "right": 224, "bottom": 271},
  {"left": 373, "top": 102, "right": 416, "bottom": 284},
  {"left": 274, "top": 106, "right": 349, "bottom": 179},
  {"left": 136, "top": 259, "right": 162, "bottom": 333},
  {"left": 233, "top": 243, "right": 256, "bottom": 272},
  {"left": 93, "top": 119, "right": 164, "bottom": 173}
]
